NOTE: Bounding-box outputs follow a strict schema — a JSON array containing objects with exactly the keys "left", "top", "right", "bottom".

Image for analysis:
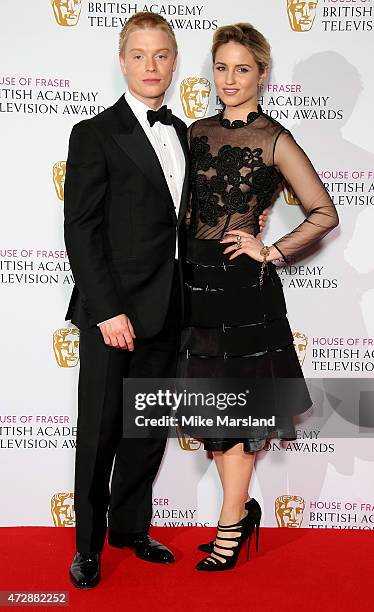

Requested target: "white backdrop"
[{"left": 1, "top": 0, "right": 374, "bottom": 530}]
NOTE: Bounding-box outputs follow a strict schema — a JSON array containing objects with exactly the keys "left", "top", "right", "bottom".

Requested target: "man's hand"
[
  {"left": 256, "top": 206, "right": 270, "bottom": 238},
  {"left": 98, "top": 314, "right": 136, "bottom": 350}
]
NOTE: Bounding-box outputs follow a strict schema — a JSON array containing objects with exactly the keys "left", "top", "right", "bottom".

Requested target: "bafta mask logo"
[
  {"left": 51, "top": 0, "right": 83, "bottom": 27},
  {"left": 283, "top": 183, "right": 300, "bottom": 206},
  {"left": 180, "top": 77, "right": 211, "bottom": 119},
  {"left": 176, "top": 426, "right": 202, "bottom": 451},
  {"left": 53, "top": 161, "right": 66, "bottom": 201},
  {"left": 51, "top": 492, "right": 75, "bottom": 527},
  {"left": 275, "top": 495, "right": 305, "bottom": 527},
  {"left": 287, "top": 0, "right": 319, "bottom": 32},
  {"left": 293, "top": 331, "right": 308, "bottom": 366},
  {"left": 53, "top": 328, "right": 80, "bottom": 368}
]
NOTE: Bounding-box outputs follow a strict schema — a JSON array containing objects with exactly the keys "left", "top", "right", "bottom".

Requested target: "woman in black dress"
[{"left": 178, "top": 23, "right": 339, "bottom": 571}]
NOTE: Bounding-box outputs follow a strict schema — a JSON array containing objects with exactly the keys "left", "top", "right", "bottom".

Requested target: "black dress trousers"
[{"left": 74, "top": 264, "right": 181, "bottom": 554}]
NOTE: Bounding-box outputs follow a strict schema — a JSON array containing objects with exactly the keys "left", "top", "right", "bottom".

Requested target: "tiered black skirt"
[{"left": 178, "top": 238, "right": 312, "bottom": 452}]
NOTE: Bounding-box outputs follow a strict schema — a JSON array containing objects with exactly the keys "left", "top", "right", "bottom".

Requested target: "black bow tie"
[{"left": 147, "top": 105, "right": 173, "bottom": 127}]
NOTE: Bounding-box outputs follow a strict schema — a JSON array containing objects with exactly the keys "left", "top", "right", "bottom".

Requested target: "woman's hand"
[{"left": 220, "top": 230, "right": 264, "bottom": 262}]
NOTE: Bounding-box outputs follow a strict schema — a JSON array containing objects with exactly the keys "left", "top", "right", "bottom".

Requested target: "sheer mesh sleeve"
[{"left": 272, "top": 131, "right": 339, "bottom": 264}]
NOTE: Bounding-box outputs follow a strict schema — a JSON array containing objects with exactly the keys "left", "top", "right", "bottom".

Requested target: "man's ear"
[
  {"left": 119, "top": 53, "right": 127, "bottom": 76},
  {"left": 172, "top": 51, "right": 178, "bottom": 73}
]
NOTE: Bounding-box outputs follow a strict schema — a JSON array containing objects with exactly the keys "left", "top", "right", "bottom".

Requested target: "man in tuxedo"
[
  {"left": 65, "top": 11, "right": 268, "bottom": 589},
  {"left": 64, "top": 12, "right": 189, "bottom": 589}
]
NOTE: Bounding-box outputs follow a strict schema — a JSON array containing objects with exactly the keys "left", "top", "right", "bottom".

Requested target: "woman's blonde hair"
[
  {"left": 212, "top": 23, "right": 270, "bottom": 74},
  {"left": 119, "top": 12, "right": 177, "bottom": 57}
]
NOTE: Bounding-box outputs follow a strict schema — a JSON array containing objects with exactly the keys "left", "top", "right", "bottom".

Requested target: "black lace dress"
[{"left": 178, "top": 105, "right": 339, "bottom": 453}]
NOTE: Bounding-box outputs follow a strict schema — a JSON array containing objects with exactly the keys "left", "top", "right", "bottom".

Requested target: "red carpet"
[{"left": 0, "top": 527, "right": 371, "bottom": 611}]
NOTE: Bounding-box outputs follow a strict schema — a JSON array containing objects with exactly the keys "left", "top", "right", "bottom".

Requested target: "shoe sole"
[
  {"left": 69, "top": 575, "right": 101, "bottom": 589},
  {"left": 135, "top": 553, "right": 175, "bottom": 564},
  {"left": 196, "top": 564, "right": 236, "bottom": 572}
]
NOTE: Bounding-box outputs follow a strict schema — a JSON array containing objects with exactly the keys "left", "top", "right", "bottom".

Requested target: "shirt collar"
[{"left": 124, "top": 90, "right": 165, "bottom": 126}]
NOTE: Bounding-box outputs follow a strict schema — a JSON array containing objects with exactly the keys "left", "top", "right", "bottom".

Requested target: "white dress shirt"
[
  {"left": 98, "top": 91, "right": 185, "bottom": 326},
  {"left": 124, "top": 90, "right": 185, "bottom": 222}
]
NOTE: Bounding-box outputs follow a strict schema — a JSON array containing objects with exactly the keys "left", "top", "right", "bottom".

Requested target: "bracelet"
[
  {"left": 259, "top": 245, "right": 270, "bottom": 289},
  {"left": 260, "top": 245, "right": 270, "bottom": 263}
]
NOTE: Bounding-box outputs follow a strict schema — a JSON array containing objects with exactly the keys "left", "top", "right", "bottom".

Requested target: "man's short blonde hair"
[{"left": 119, "top": 12, "right": 178, "bottom": 57}]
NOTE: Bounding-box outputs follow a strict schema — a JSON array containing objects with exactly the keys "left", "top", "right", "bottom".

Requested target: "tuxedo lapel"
[
  {"left": 172, "top": 116, "right": 190, "bottom": 227},
  {"left": 112, "top": 96, "right": 175, "bottom": 214}
]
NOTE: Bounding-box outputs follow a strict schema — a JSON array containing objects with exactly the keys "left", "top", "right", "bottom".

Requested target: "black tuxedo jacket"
[{"left": 64, "top": 95, "right": 189, "bottom": 338}]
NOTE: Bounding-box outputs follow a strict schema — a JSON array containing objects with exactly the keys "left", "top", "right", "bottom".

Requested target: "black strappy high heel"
[
  {"left": 195, "top": 513, "right": 251, "bottom": 572},
  {"left": 198, "top": 498, "right": 262, "bottom": 554}
]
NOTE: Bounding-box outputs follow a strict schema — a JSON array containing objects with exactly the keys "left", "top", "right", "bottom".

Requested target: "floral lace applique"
[{"left": 190, "top": 136, "right": 283, "bottom": 230}]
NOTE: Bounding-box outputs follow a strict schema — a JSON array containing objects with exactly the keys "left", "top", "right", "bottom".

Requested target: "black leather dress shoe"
[
  {"left": 69, "top": 552, "right": 101, "bottom": 589},
  {"left": 108, "top": 532, "right": 175, "bottom": 564}
]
